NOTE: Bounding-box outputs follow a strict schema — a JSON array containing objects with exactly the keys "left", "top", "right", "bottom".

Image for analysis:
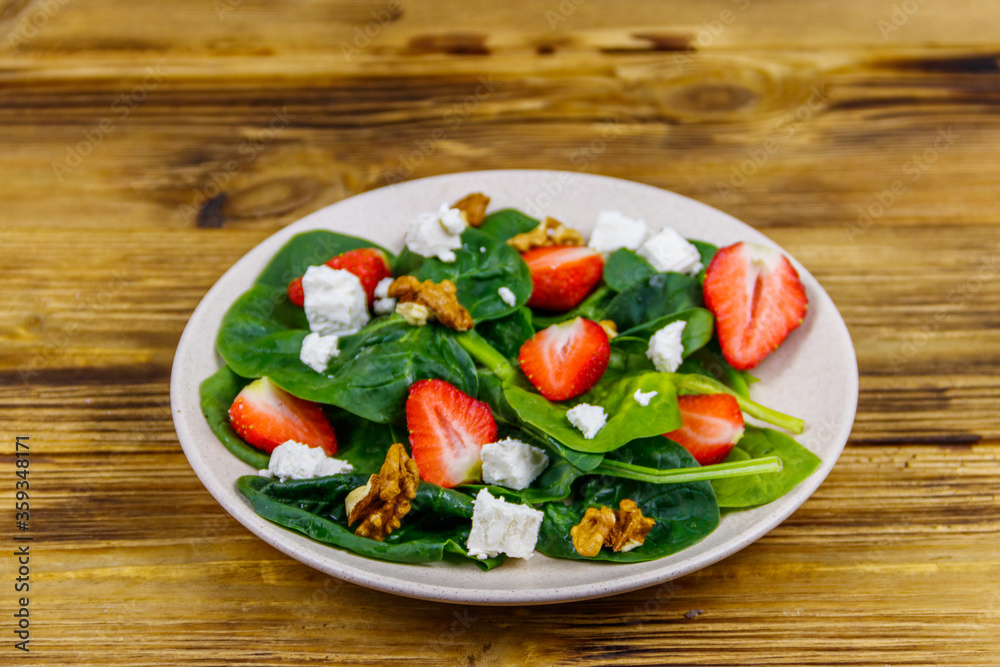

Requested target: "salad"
[{"left": 200, "top": 193, "right": 820, "bottom": 571}]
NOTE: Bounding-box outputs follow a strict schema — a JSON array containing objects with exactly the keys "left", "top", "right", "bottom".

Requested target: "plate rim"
[{"left": 170, "top": 169, "right": 858, "bottom": 605}]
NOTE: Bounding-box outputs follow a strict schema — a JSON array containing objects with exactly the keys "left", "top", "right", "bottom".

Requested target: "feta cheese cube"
[
  {"left": 637, "top": 228, "right": 703, "bottom": 275},
  {"left": 498, "top": 286, "right": 517, "bottom": 307},
  {"left": 589, "top": 210, "right": 649, "bottom": 253},
  {"left": 566, "top": 403, "right": 607, "bottom": 440},
  {"left": 404, "top": 203, "right": 467, "bottom": 263},
  {"left": 466, "top": 489, "right": 544, "bottom": 560},
  {"left": 633, "top": 388, "right": 658, "bottom": 406},
  {"left": 481, "top": 438, "right": 549, "bottom": 490},
  {"left": 259, "top": 440, "right": 353, "bottom": 482},
  {"left": 647, "top": 320, "right": 686, "bottom": 373},
  {"left": 299, "top": 332, "right": 340, "bottom": 373},
  {"left": 302, "top": 265, "right": 370, "bottom": 336}
]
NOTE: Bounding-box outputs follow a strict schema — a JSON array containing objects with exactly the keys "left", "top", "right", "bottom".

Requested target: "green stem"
[
  {"left": 596, "top": 456, "right": 782, "bottom": 484},
  {"left": 456, "top": 331, "right": 515, "bottom": 383},
  {"left": 671, "top": 374, "right": 805, "bottom": 434}
]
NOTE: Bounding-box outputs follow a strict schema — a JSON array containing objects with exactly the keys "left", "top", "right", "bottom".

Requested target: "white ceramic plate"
[{"left": 171, "top": 170, "right": 857, "bottom": 605}]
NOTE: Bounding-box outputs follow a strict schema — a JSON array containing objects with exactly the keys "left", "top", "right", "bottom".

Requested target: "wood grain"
[{"left": 2, "top": 0, "right": 999, "bottom": 664}]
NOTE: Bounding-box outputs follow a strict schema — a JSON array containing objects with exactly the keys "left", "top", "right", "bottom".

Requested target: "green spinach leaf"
[
  {"left": 476, "top": 307, "right": 535, "bottom": 359},
  {"left": 535, "top": 438, "right": 720, "bottom": 562},
  {"left": 602, "top": 249, "right": 656, "bottom": 292},
  {"left": 710, "top": 426, "right": 821, "bottom": 508},
  {"left": 255, "top": 230, "right": 393, "bottom": 290},
  {"left": 237, "top": 475, "right": 503, "bottom": 569},
  {"left": 604, "top": 273, "right": 703, "bottom": 333},
  {"left": 200, "top": 365, "right": 270, "bottom": 469},
  {"left": 477, "top": 208, "right": 540, "bottom": 241},
  {"left": 503, "top": 372, "right": 682, "bottom": 454}
]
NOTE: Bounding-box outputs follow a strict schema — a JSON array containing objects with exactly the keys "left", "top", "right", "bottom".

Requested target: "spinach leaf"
[
  {"left": 255, "top": 230, "right": 393, "bottom": 290},
  {"left": 326, "top": 413, "right": 397, "bottom": 476},
  {"left": 618, "top": 307, "right": 714, "bottom": 347},
  {"left": 199, "top": 365, "right": 270, "bottom": 469},
  {"left": 404, "top": 227, "right": 531, "bottom": 323},
  {"left": 476, "top": 307, "right": 534, "bottom": 359},
  {"left": 477, "top": 208, "right": 540, "bottom": 241},
  {"left": 237, "top": 476, "right": 503, "bottom": 569},
  {"left": 604, "top": 273, "right": 703, "bottom": 333},
  {"left": 710, "top": 426, "right": 821, "bottom": 508},
  {"left": 503, "top": 372, "right": 682, "bottom": 454},
  {"left": 219, "top": 306, "right": 479, "bottom": 423},
  {"left": 677, "top": 345, "right": 757, "bottom": 398},
  {"left": 602, "top": 249, "right": 657, "bottom": 292},
  {"left": 535, "top": 438, "right": 720, "bottom": 562}
]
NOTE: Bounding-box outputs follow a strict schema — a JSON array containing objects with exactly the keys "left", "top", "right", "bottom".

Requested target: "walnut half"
[
  {"left": 345, "top": 443, "right": 420, "bottom": 541},
  {"left": 570, "top": 499, "right": 656, "bottom": 557},
  {"left": 507, "top": 217, "right": 584, "bottom": 253},
  {"left": 452, "top": 192, "right": 490, "bottom": 227},
  {"left": 388, "top": 275, "right": 474, "bottom": 331}
]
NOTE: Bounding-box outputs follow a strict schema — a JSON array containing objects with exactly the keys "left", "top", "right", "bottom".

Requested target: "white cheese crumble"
[
  {"left": 637, "top": 228, "right": 703, "bottom": 275},
  {"left": 466, "top": 489, "right": 544, "bottom": 560},
  {"left": 396, "top": 301, "right": 431, "bottom": 326},
  {"left": 299, "top": 332, "right": 340, "bottom": 373},
  {"left": 374, "top": 277, "right": 393, "bottom": 299},
  {"left": 373, "top": 297, "right": 397, "bottom": 315},
  {"left": 589, "top": 210, "right": 649, "bottom": 253},
  {"left": 647, "top": 320, "right": 687, "bottom": 373},
  {"left": 566, "top": 403, "right": 607, "bottom": 440},
  {"left": 259, "top": 440, "right": 353, "bottom": 482},
  {"left": 498, "top": 286, "right": 517, "bottom": 307},
  {"left": 302, "top": 265, "right": 370, "bottom": 336},
  {"left": 404, "top": 203, "right": 467, "bottom": 263},
  {"left": 481, "top": 438, "right": 549, "bottom": 490},
  {"left": 633, "top": 388, "right": 659, "bottom": 406}
]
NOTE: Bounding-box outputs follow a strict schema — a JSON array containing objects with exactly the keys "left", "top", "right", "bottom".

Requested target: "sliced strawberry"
[
  {"left": 518, "top": 317, "right": 610, "bottom": 401},
  {"left": 703, "top": 242, "right": 808, "bottom": 371},
  {"left": 406, "top": 379, "right": 498, "bottom": 488},
  {"left": 523, "top": 246, "right": 604, "bottom": 312},
  {"left": 664, "top": 394, "right": 744, "bottom": 465},
  {"left": 287, "top": 248, "right": 392, "bottom": 307},
  {"left": 228, "top": 377, "right": 337, "bottom": 456}
]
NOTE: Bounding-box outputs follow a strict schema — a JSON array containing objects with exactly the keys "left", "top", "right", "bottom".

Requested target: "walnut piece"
[
  {"left": 452, "top": 192, "right": 490, "bottom": 227},
  {"left": 598, "top": 320, "right": 618, "bottom": 340},
  {"left": 345, "top": 443, "right": 420, "bottom": 541},
  {"left": 570, "top": 506, "right": 616, "bottom": 558},
  {"left": 395, "top": 301, "right": 432, "bottom": 326},
  {"left": 607, "top": 499, "right": 656, "bottom": 553},
  {"left": 570, "top": 499, "right": 656, "bottom": 557},
  {"left": 507, "top": 217, "right": 584, "bottom": 253},
  {"left": 387, "top": 275, "right": 474, "bottom": 331}
]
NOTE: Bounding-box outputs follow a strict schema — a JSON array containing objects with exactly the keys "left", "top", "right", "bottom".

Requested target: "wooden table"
[{"left": 3, "top": 0, "right": 999, "bottom": 664}]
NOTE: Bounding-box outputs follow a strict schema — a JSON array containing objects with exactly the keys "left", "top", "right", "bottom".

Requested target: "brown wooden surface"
[{"left": 2, "top": 0, "right": 999, "bottom": 664}]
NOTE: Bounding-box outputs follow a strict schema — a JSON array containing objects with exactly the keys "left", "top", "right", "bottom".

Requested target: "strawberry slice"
[
  {"left": 228, "top": 377, "right": 337, "bottom": 456},
  {"left": 287, "top": 248, "right": 392, "bottom": 307},
  {"left": 703, "top": 242, "right": 808, "bottom": 371},
  {"left": 518, "top": 317, "right": 610, "bottom": 401},
  {"left": 406, "top": 379, "right": 498, "bottom": 488},
  {"left": 522, "top": 246, "right": 604, "bottom": 312},
  {"left": 664, "top": 394, "right": 745, "bottom": 465}
]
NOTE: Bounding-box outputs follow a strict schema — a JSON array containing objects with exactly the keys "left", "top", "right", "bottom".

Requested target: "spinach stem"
[
  {"left": 456, "top": 331, "right": 515, "bottom": 383},
  {"left": 671, "top": 374, "right": 805, "bottom": 434},
  {"left": 595, "top": 456, "right": 783, "bottom": 484}
]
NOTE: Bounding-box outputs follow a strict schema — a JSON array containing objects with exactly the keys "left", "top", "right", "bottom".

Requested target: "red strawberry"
[
  {"left": 522, "top": 246, "right": 604, "bottom": 311},
  {"left": 518, "top": 317, "right": 610, "bottom": 401},
  {"left": 664, "top": 394, "right": 745, "bottom": 466},
  {"left": 228, "top": 377, "right": 337, "bottom": 456},
  {"left": 287, "top": 248, "right": 392, "bottom": 307},
  {"left": 703, "top": 242, "right": 808, "bottom": 371},
  {"left": 406, "top": 379, "right": 498, "bottom": 488}
]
